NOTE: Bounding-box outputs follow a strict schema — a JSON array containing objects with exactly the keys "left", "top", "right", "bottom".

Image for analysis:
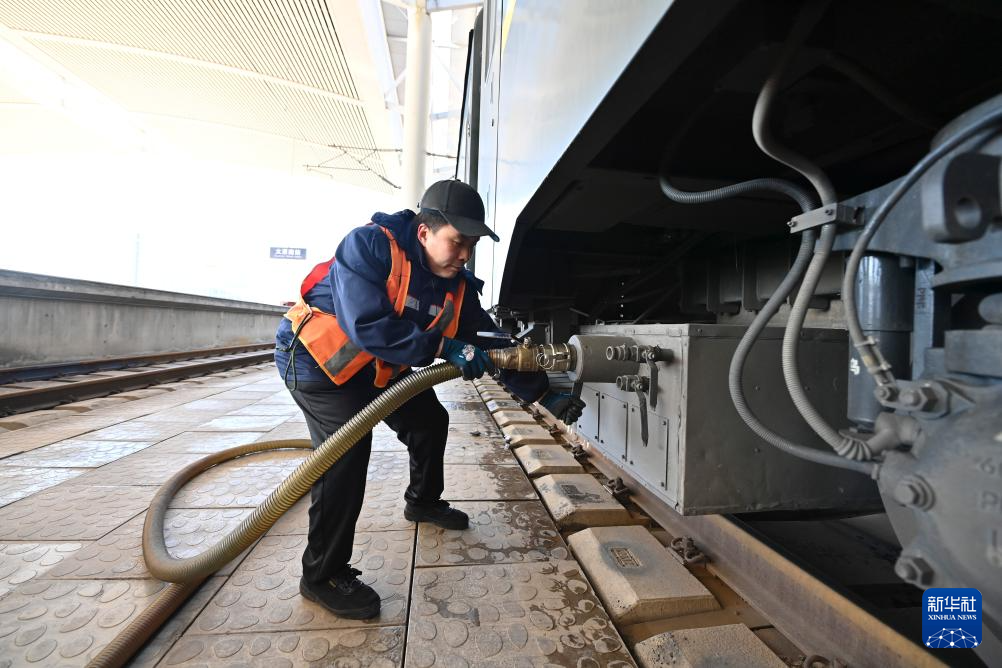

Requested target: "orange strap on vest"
[{"left": 283, "top": 225, "right": 465, "bottom": 388}]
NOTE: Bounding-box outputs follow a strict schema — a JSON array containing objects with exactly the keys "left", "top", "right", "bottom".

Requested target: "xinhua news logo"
[{"left": 923, "top": 588, "right": 982, "bottom": 649}]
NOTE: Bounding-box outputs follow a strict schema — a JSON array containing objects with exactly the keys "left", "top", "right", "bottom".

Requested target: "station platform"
[{"left": 0, "top": 365, "right": 795, "bottom": 667}]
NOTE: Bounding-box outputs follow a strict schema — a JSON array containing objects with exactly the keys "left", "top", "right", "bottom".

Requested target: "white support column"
[{"left": 401, "top": 0, "right": 432, "bottom": 209}]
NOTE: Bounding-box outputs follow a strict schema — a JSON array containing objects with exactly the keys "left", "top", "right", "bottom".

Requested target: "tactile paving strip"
[
  {"left": 0, "top": 416, "right": 130, "bottom": 458},
  {"left": 63, "top": 451, "right": 208, "bottom": 486},
  {"left": 372, "top": 425, "right": 408, "bottom": 452},
  {"left": 415, "top": 501, "right": 569, "bottom": 567},
  {"left": 130, "top": 577, "right": 228, "bottom": 667},
  {"left": 442, "top": 465, "right": 536, "bottom": 501},
  {"left": 45, "top": 508, "right": 254, "bottom": 579},
  {"left": 162, "top": 626, "right": 405, "bottom": 666},
  {"left": 0, "top": 485, "right": 155, "bottom": 540},
  {"left": 190, "top": 531, "right": 414, "bottom": 634},
  {"left": 0, "top": 466, "right": 89, "bottom": 508},
  {"left": 0, "top": 578, "right": 185, "bottom": 664},
  {"left": 407, "top": 561, "right": 636, "bottom": 667},
  {"left": 0, "top": 542, "right": 84, "bottom": 596},
  {"left": 0, "top": 439, "right": 155, "bottom": 468},
  {"left": 169, "top": 459, "right": 304, "bottom": 508},
  {"left": 243, "top": 452, "right": 412, "bottom": 534}
]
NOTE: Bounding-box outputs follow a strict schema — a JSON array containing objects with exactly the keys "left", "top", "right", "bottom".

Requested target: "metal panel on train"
[{"left": 575, "top": 324, "right": 880, "bottom": 515}]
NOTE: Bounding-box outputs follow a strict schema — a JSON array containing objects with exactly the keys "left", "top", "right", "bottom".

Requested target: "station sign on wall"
[{"left": 270, "top": 247, "right": 307, "bottom": 260}]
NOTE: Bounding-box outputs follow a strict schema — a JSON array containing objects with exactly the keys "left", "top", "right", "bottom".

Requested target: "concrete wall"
[{"left": 0, "top": 269, "right": 286, "bottom": 368}]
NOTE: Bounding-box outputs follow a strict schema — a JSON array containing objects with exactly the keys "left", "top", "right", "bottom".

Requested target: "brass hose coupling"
[{"left": 488, "top": 341, "right": 576, "bottom": 373}]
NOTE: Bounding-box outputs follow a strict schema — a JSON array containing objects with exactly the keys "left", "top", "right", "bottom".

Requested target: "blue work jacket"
[{"left": 274, "top": 210, "right": 548, "bottom": 401}]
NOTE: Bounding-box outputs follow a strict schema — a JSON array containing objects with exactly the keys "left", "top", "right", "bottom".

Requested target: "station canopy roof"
[{"left": 0, "top": 0, "right": 477, "bottom": 192}]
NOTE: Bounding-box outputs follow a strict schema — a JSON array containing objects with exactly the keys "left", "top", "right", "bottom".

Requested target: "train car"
[{"left": 458, "top": 1, "right": 1002, "bottom": 664}]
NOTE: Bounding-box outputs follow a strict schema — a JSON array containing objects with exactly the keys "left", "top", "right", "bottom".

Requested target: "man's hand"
[
  {"left": 539, "top": 391, "right": 586, "bottom": 424},
  {"left": 440, "top": 337, "right": 495, "bottom": 380}
]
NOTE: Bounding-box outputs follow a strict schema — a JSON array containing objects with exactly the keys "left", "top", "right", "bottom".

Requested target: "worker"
[{"left": 274, "top": 179, "right": 585, "bottom": 620}]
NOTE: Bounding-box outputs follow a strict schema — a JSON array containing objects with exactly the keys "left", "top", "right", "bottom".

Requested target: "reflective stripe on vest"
[{"left": 283, "top": 225, "right": 465, "bottom": 388}]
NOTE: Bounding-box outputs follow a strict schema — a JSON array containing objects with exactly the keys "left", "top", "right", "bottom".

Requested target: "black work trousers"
[{"left": 288, "top": 364, "right": 449, "bottom": 587}]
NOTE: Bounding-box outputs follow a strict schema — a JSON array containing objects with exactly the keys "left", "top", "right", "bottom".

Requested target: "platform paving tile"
[
  {"left": 0, "top": 576, "right": 222, "bottom": 666},
  {"left": 0, "top": 485, "right": 155, "bottom": 540},
  {"left": 62, "top": 451, "right": 207, "bottom": 486},
  {"left": 442, "top": 464, "right": 536, "bottom": 501},
  {"left": 190, "top": 531, "right": 414, "bottom": 635},
  {"left": 229, "top": 403, "right": 301, "bottom": 416},
  {"left": 443, "top": 438, "right": 516, "bottom": 465},
  {"left": 415, "top": 501, "right": 569, "bottom": 567},
  {"left": 162, "top": 626, "right": 405, "bottom": 666},
  {"left": 534, "top": 474, "right": 632, "bottom": 530},
  {"left": 168, "top": 458, "right": 304, "bottom": 508},
  {"left": 0, "top": 466, "right": 89, "bottom": 508},
  {"left": 633, "top": 623, "right": 786, "bottom": 668},
  {"left": 261, "top": 452, "right": 414, "bottom": 535},
  {"left": 0, "top": 542, "right": 85, "bottom": 596},
  {"left": 255, "top": 420, "right": 311, "bottom": 443},
  {"left": 135, "top": 408, "right": 232, "bottom": 424},
  {"left": 190, "top": 415, "right": 290, "bottom": 432},
  {"left": 45, "top": 508, "right": 254, "bottom": 579},
  {"left": 156, "top": 430, "right": 275, "bottom": 453},
  {"left": 568, "top": 526, "right": 719, "bottom": 625},
  {"left": 435, "top": 390, "right": 482, "bottom": 403},
  {"left": 407, "top": 560, "right": 636, "bottom": 668},
  {"left": 255, "top": 391, "right": 297, "bottom": 405},
  {"left": 0, "top": 416, "right": 133, "bottom": 458},
  {"left": 176, "top": 398, "right": 258, "bottom": 413},
  {"left": 514, "top": 443, "right": 585, "bottom": 477},
  {"left": 356, "top": 452, "right": 412, "bottom": 531},
  {"left": 440, "top": 402, "right": 493, "bottom": 424},
  {"left": 372, "top": 424, "right": 408, "bottom": 452},
  {"left": 0, "top": 438, "right": 155, "bottom": 468},
  {"left": 75, "top": 420, "right": 195, "bottom": 443}
]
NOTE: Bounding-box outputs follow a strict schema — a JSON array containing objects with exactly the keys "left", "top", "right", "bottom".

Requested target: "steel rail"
[
  {"left": 0, "top": 343, "right": 273, "bottom": 385},
  {"left": 0, "top": 348, "right": 274, "bottom": 416}
]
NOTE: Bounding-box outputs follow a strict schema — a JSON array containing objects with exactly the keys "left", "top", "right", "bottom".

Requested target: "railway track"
[{"left": 0, "top": 344, "right": 274, "bottom": 417}]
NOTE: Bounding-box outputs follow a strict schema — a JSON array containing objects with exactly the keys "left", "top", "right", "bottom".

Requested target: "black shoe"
[
  {"left": 404, "top": 500, "right": 469, "bottom": 530},
  {"left": 299, "top": 568, "right": 380, "bottom": 619}
]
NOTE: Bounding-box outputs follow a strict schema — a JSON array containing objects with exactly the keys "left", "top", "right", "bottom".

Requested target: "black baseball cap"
[{"left": 418, "top": 179, "right": 500, "bottom": 242}]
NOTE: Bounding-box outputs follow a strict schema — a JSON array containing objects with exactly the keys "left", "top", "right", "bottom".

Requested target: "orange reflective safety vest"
[{"left": 282, "top": 225, "right": 466, "bottom": 388}]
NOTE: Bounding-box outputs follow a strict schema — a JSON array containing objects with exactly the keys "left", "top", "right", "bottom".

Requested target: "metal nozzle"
[{"left": 488, "top": 342, "right": 576, "bottom": 373}]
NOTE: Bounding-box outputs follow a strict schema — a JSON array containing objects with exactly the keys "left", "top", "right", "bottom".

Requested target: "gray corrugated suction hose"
[
  {"left": 88, "top": 362, "right": 463, "bottom": 668},
  {"left": 731, "top": 227, "right": 874, "bottom": 475},
  {"left": 658, "top": 173, "right": 816, "bottom": 212},
  {"left": 780, "top": 225, "right": 873, "bottom": 461},
  {"left": 658, "top": 174, "right": 873, "bottom": 475},
  {"left": 751, "top": 0, "right": 872, "bottom": 461}
]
